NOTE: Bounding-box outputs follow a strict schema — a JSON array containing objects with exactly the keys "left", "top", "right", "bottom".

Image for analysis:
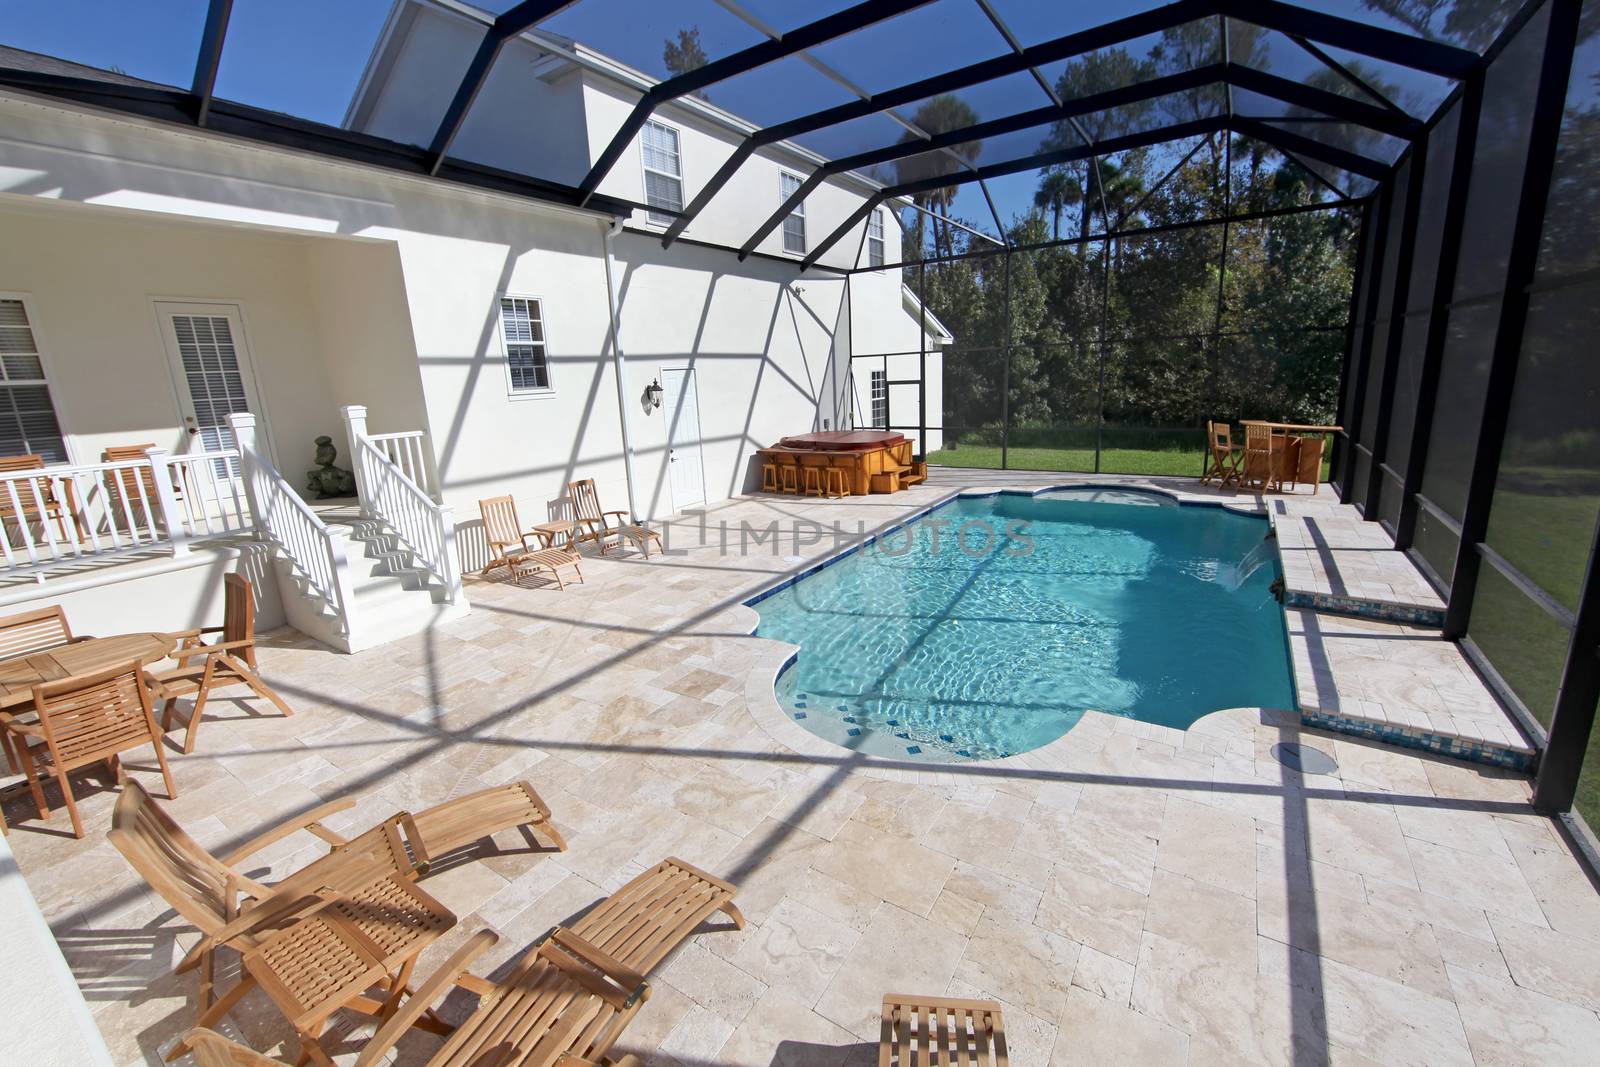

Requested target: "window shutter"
[
  {"left": 499, "top": 297, "right": 552, "bottom": 392},
  {"left": 0, "top": 299, "right": 67, "bottom": 462}
]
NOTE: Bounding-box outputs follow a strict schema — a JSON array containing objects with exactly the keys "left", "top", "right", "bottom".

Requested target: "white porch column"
[
  {"left": 339, "top": 405, "right": 372, "bottom": 517},
  {"left": 145, "top": 447, "right": 189, "bottom": 557},
  {"left": 226, "top": 413, "right": 266, "bottom": 538}
]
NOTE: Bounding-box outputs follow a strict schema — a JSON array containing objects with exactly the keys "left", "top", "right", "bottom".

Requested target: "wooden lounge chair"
[
  {"left": 881, "top": 995, "right": 1008, "bottom": 1067},
  {"left": 0, "top": 603, "right": 88, "bottom": 660},
  {"left": 353, "top": 927, "right": 649, "bottom": 1067},
  {"left": 479, "top": 494, "right": 584, "bottom": 589},
  {"left": 112, "top": 779, "right": 564, "bottom": 1060},
  {"left": 0, "top": 453, "right": 77, "bottom": 544},
  {"left": 182, "top": 925, "right": 652, "bottom": 1067},
  {"left": 567, "top": 478, "right": 662, "bottom": 558},
  {"left": 176, "top": 858, "right": 741, "bottom": 1067},
  {"left": 149, "top": 574, "right": 293, "bottom": 754},
  {"left": 107, "top": 779, "right": 360, "bottom": 1037},
  {"left": 183, "top": 1027, "right": 644, "bottom": 1067},
  {"left": 1201, "top": 420, "right": 1244, "bottom": 488},
  {"left": 568, "top": 856, "right": 744, "bottom": 971},
  {"left": 0, "top": 661, "right": 174, "bottom": 837}
]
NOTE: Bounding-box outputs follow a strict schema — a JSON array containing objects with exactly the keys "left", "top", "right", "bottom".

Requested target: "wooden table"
[
  {"left": 533, "top": 518, "right": 581, "bottom": 550},
  {"left": 1238, "top": 421, "right": 1342, "bottom": 493},
  {"left": 0, "top": 632, "right": 176, "bottom": 709}
]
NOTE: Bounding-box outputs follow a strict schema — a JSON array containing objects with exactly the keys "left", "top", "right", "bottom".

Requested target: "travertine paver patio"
[
  {"left": 1274, "top": 507, "right": 1448, "bottom": 621},
  {"left": 7, "top": 472, "right": 1600, "bottom": 1067}
]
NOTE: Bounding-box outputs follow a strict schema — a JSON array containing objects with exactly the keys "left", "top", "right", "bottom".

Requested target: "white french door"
[
  {"left": 660, "top": 367, "right": 706, "bottom": 512},
  {"left": 155, "top": 301, "right": 269, "bottom": 481}
]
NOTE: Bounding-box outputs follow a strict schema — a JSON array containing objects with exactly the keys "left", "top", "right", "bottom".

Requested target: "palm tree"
[
  {"left": 893, "top": 95, "right": 981, "bottom": 261},
  {"left": 1033, "top": 168, "right": 1082, "bottom": 241}
]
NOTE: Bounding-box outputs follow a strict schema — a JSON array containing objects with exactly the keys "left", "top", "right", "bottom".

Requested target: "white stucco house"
[{"left": 0, "top": 0, "right": 947, "bottom": 653}]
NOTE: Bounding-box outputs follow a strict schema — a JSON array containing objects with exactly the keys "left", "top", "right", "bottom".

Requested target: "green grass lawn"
[
  {"left": 927, "top": 443, "right": 1331, "bottom": 481},
  {"left": 1483, "top": 482, "right": 1600, "bottom": 614}
]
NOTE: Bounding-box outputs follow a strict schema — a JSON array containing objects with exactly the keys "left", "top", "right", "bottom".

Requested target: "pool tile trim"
[
  {"left": 1281, "top": 589, "right": 1447, "bottom": 627},
  {"left": 1300, "top": 710, "right": 1534, "bottom": 771}
]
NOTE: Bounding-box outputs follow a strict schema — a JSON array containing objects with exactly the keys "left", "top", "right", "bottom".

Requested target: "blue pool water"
[{"left": 754, "top": 492, "right": 1294, "bottom": 762}]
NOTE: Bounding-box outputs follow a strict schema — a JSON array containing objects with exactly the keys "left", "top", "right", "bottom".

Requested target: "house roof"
[
  {"left": 0, "top": 44, "right": 167, "bottom": 90},
  {"left": 902, "top": 284, "right": 953, "bottom": 345}
]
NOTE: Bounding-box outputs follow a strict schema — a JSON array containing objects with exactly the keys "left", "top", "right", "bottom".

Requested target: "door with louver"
[
  {"left": 0, "top": 298, "right": 68, "bottom": 463},
  {"left": 156, "top": 303, "right": 266, "bottom": 481}
]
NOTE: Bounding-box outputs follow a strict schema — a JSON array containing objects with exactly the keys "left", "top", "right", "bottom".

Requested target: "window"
[
  {"left": 0, "top": 298, "right": 67, "bottom": 462},
  {"left": 781, "top": 172, "right": 806, "bottom": 254},
  {"left": 867, "top": 208, "right": 885, "bottom": 268},
  {"left": 498, "top": 297, "right": 552, "bottom": 393},
  {"left": 870, "top": 369, "right": 887, "bottom": 428},
  {"left": 641, "top": 120, "right": 683, "bottom": 225}
]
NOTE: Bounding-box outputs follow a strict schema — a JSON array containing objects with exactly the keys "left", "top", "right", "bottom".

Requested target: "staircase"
[
  {"left": 226, "top": 409, "right": 469, "bottom": 655},
  {"left": 273, "top": 509, "right": 467, "bottom": 652}
]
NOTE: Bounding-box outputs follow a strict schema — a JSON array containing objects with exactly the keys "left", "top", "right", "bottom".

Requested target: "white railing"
[
  {"left": 228, "top": 413, "right": 354, "bottom": 630},
  {"left": 343, "top": 407, "right": 462, "bottom": 606},
  {"left": 0, "top": 447, "right": 251, "bottom": 577},
  {"left": 367, "top": 430, "right": 432, "bottom": 495}
]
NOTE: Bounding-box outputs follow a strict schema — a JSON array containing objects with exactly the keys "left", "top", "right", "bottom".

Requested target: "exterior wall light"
[{"left": 643, "top": 378, "right": 663, "bottom": 413}]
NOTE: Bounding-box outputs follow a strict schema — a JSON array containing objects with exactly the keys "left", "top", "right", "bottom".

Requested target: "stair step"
[{"left": 265, "top": 513, "right": 466, "bottom": 652}]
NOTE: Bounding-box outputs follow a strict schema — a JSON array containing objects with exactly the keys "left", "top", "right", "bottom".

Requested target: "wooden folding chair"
[
  {"left": 148, "top": 574, "right": 292, "bottom": 754},
  {"left": 0, "top": 453, "right": 77, "bottom": 544},
  {"left": 478, "top": 494, "right": 584, "bottom": 589},
  {"left": 1241, "top": 423, "right": 1286, "bottom": 493},
  {"left": 102, "top": 442, "right": 187, "bottom": 505},
  {"left": 0, "top": 604, "right": 88, "bottom": 660},
  {"left": 0, "top": 661, "right": 174, "bottom": 837},
  {"left": 567, "top": 478, "right": 662, "bottom": 557},
  {"left": 1201, "top": 421, "right": 1244, "bottom": 488}
]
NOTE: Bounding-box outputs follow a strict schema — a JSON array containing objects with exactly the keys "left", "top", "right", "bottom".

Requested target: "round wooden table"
[{"left": 0, "top": 631, "right": 177, "bottom": 709}]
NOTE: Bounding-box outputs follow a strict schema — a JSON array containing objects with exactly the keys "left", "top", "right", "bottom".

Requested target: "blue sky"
[{"left": 2, "top": 1, "right": 1510, "bottom": 244}]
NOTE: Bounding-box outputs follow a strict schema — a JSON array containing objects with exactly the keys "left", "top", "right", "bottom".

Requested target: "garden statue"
[{"left": 306, "top": 435, "right": 357, "bottom": 498}]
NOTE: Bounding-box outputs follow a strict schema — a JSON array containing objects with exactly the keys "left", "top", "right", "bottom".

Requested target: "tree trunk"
[{"left": 1078, "top": 160, "right": 1094, "bottom": 258}]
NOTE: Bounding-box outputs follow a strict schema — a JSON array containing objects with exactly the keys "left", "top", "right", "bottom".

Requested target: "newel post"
[
  {"left": 226, "top": 413, "right": 266, "bottom": 540},
  {"left": 437, "top": 502, "right": 464, "bottom": 606},
  {"left": 340, "top": 405, "right": 373, "bottom": 517},
  {"left": 145, "top": 447, "right": 189, "bottom": 557}
]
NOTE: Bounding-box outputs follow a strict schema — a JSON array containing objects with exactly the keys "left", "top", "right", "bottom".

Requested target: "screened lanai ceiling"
[{"left": 0, "top": 0, "right": 1529, "bottom": 267}]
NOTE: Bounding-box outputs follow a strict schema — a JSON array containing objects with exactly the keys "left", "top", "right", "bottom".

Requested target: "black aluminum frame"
[
  {"left": 426, "top": 1, "right": 583, "bottom": 174},
  {"left": 1361, "top": 138, "right": 1427, "bottom": 523},
  {"left": 1394, "top": 76, "right": 1484, "bottom": 551}
]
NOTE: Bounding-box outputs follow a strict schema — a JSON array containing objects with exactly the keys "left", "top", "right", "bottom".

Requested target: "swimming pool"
[{"left": 752, "top": 491, "right": 1294, "bottom": 762}]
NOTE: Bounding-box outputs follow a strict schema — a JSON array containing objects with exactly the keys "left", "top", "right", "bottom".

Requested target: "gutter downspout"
[{"left": 600, "top": 217, "right": 642, "bottom": 522}]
